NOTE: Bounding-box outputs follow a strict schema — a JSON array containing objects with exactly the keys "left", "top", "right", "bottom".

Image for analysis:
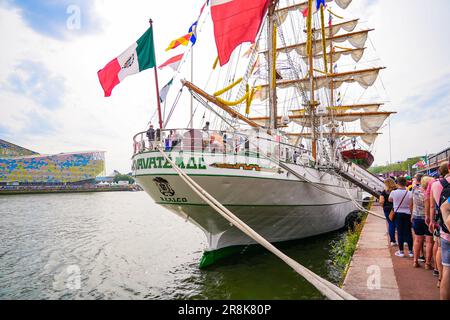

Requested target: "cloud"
[
  {"left": 26, "top": 110, "right": 59, "bottom": 135},
  {"left": 3, "top": 60, "right": 65, "bottom": 110},
  {"left": 0, "top": 0, "right": 449, "bottom": 172},
  {"left": 370, "top": 71, "right": 450, "bottom": 166},
  {"left": 1, "top": 0, "right": 100, "bottom": 39},
  {"left": 0, "top": 124, "right": 11, "bottom": 137},
  {"left": 397, "top": 73, "right": 450, "bottom": 122}
]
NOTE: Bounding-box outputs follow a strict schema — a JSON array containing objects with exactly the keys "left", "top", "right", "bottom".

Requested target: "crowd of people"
[
  {"left": 379, "top": 162, "right": 450, "bottom": 300},
  {"left": 143, "top": 123, "right": 249, "bottom": 154}
]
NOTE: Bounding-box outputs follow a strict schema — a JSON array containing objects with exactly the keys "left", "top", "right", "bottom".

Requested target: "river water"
[{"left": 0, "top": 192, "right": 347, "bottom": 300}]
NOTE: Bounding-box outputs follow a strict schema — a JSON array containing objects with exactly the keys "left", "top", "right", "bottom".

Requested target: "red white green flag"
[{"left": 98, "top": 27, "right": 156, "bottom": 97}]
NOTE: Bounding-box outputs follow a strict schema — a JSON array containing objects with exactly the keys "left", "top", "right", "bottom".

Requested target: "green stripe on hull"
[
  {"left": 199, "top": 246, "right": 247, "bottom": 269},
  {"left": 157, "top": 201, "right": 350, "bottom": 207},
  {"left": 135, "top": 173, "right": 349, "bottom": 189}
]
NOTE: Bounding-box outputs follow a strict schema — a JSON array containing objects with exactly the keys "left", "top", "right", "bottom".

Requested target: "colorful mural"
[
  {"left": 0, "top": 143, "right": 105, "bottom": 184},
  {"left": 0, "top": 139, "right": 38, "bottom": 158}
]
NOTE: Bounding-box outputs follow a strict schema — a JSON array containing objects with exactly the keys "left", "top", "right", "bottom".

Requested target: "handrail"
[{"left": 132, "top": 128, "right": 314, "bottom": 164}]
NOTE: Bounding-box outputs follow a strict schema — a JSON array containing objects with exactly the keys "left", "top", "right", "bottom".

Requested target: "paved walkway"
[
  {"left": 343, "top": 204, "right": 440, "bottom": 300},
  {"left": 343, "top": 205, "right": 400, "bottom": 299},
  {"left": 388, "top": 235, "right": 440, "bottom": 300},
  {"left": 343, "top": 205, "right": 439, "bottom": 300}
]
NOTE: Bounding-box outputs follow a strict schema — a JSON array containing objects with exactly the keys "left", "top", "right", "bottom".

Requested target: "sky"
[{"left": 0, "top": 0, "right": 449, "bottom": 173}]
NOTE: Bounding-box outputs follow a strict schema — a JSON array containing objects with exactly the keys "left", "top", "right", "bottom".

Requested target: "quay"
[
  {"left": 343, "top": 204, "right": 440, "bottom": 300},
  {"left": 0, "top": 185, "right": 141, "bottom": 195}
]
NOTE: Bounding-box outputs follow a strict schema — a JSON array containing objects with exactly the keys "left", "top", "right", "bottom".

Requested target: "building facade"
[
  {"left": 418, "top": 147, "right": 450, "bottom": 175},
  {"left": 0, "top": 139, "right": 105, "bottom": 185}
]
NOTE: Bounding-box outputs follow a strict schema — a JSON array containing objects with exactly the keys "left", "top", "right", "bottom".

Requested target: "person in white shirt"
[{"left": 389, "top": 176, "right": 413, "bottom": 258}]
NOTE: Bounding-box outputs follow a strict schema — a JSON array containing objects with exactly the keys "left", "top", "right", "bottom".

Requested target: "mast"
[
  {"left": 149, "top": 19, "right": 164, "bottom": 130},
  {"left": 306, "top": 0, "right": 318, "bottom": 160},
  {"left": 329, "top": 14, "right": 335, "bottom": 110},
  {"left": 268, "top": 0, "right": 279, "bottom": 131},
  {"left": 190, "top": 47, "right": 194, "bottom": 128},
  {"left": 328, "top": 8, "right": 336, "bottom": 159}
]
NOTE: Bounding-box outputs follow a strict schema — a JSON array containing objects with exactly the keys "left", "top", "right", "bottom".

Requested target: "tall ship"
[{"left": 131, "top": 0, "right": 391, "bottom": 267}]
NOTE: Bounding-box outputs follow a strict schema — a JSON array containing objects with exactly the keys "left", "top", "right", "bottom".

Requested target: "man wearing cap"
[{"left": 406, "top": 175, "right": 413, "bottom": 191}]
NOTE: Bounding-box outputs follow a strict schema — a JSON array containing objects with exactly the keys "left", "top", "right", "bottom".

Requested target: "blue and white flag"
[
  {"left": 188, "top": 0, "right": 208, "bottom": 45},
  {"left": 159, "top": 78, "right": 174, "bottom": 103},
  {"left": 316, "top": 0, "right": 326, "bottom": 9},
  {"left": 189, "top": 21, "right": 198, "bottom": 45}
]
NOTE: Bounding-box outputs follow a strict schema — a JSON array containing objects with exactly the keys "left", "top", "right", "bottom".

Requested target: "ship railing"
[{"left": 132, "top": 128, "right": 312, "bottom": 164}]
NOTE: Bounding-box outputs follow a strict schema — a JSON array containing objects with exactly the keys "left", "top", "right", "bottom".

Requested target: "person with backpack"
[
  {"left": 442, "top": 197, "right": 450, "bottom": 231},
  {"left": 430, "top": 162, "right": 450, "bottom": 295},
  {"left": 441, "top": 196, "right": 450, "bottom": 300},
  {"left": 389, "top": 176, "right": 413, "bottom": 258}
]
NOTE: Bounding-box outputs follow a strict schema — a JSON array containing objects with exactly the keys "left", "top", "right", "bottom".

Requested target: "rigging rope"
[
  {"left": 156, "top": 146, "right": 357, "bottom": 301},
  {"left": 190, "top": 90, "right": 236, "bottom": 129},
  {"left": 245, "top": 136, "right": 386, "bottom": 221},
  {"left": 164, "top": 88, "right": 184, "bottom": 128}
]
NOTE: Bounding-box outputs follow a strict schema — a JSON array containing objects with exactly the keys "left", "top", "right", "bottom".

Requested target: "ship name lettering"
[
  {"left": 135, "top": 157, "right": 207, "bottom": 170},
  {"left": 160, "top": 197, "right": 188, "bottom": 203}
]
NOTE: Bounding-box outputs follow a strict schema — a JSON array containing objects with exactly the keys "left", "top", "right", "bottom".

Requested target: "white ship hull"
[{"left": 132, "top": 151, "right": 360, "bottom": 253}]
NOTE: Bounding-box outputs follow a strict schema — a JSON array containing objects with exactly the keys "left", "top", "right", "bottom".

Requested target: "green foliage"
[
  {"left": 369, "top": 156, "right": 423, "bottom": 175},
  {"left": 330, "top": 214, "right": 367, "bottom": 285},
  {"left": 113, "top": 174, "right": 135, "bottom": 184}
]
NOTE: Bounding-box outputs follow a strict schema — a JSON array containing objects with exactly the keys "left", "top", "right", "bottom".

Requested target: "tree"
[
  {"left": 113, "top": 174, "right": 135, "bottom": 184},
  {"left": 370, "top": 157, "right": 422, "bottom": 175}
]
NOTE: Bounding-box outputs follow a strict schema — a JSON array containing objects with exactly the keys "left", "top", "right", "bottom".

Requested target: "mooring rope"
[
  {"left": 341, "top": 182, "right": 386, "bottom": 220},
  {"left": 157, "top": 147, "right": 357, "bottom": 300}
]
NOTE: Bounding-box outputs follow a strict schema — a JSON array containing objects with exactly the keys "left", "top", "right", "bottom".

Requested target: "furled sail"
[
  {"left": 290, "top": 113, "right": 392, "bottom": 134},
  {"left": 181, "top": 0, "right": 393, "bottom": 154},
  {"left": 311, "top": 19, "right": 359, "bottom": 38},
  {"left": 301, "top": 47, "right": 365, "bottom": 65},
  {"left": 258, "top": 67, "right": 384, "bottom": 101},
  {"left": 287, "top": 132, "right": 380, "bottom": 146},
  {"left": 276, "top": 0, "right": 353, "bottom": 24},
  {"left": 262, "top": 29, "right": 372, "bottom": 57},
  {"left": 290, "top": 103, "right": 384, "bottom": 116},
  {"left": 249, "top": 112, "right": 394, "bottom": 135}
]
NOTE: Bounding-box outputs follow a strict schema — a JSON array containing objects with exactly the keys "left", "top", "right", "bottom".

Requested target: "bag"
[
  {"left": 439, "top": 179, "right": 450, "bottom": 208},
  {"left": 437, "top": 179, "right": 450, "bottom": 234},
  {"left": 389, "top": 209, "right": 396, "bottom": 222},
  {"left": 389, "top": 190, "right": 408, "bottom": 222}
]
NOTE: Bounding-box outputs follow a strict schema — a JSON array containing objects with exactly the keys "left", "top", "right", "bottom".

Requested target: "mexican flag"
[{"left": 98, "top": 27, "right": 156, "bottom": 97}]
